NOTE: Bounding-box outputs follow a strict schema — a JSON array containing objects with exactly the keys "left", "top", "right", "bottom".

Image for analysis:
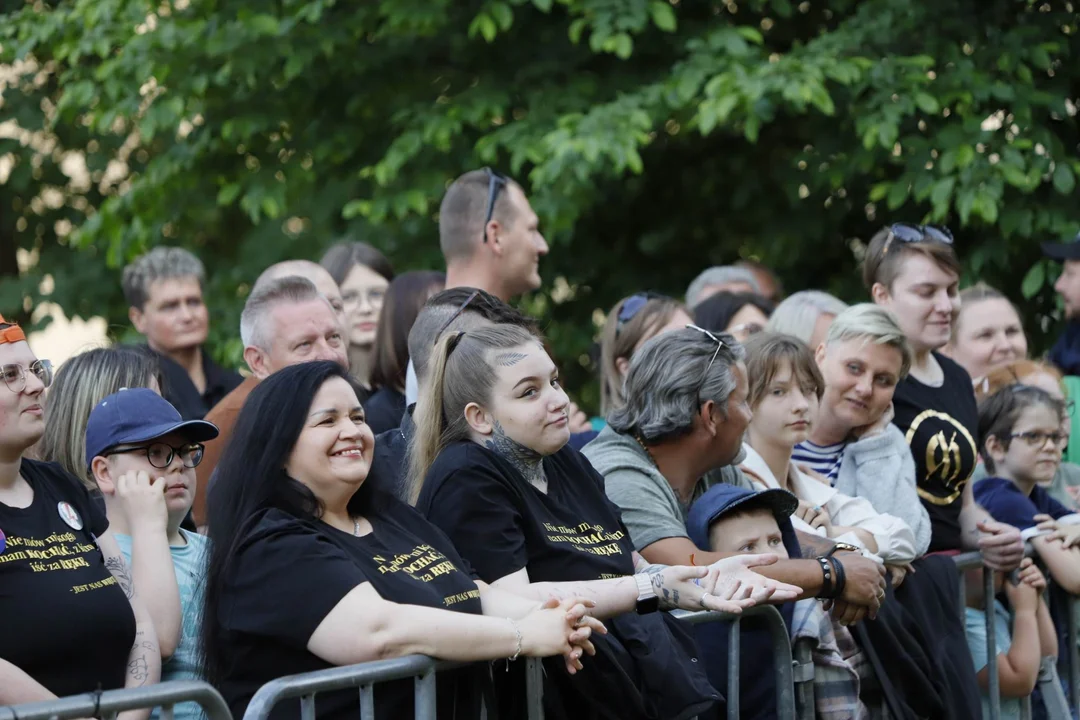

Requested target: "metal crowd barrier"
[
  {"left": 0, "top": 681, "right": 230, "bottom": 720},
  {"left": 952, "top": 548, "right": 1076, "bottom": 720},
  {"left": 672, "top": 604, "right": 798, "bottom": 720}
]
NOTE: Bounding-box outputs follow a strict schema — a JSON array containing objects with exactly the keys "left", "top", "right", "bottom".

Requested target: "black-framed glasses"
[
  {"left": 1, "top": 359, "right": 53, "bottom": 393},
  {"left": 435, "top": 290, "right": 480, "bottom": 340},
  {"left": 480, "top": 167, "right": 508, "bottom": 243},
  {"left": 888, "top": 223, "right": 954, "bottom": 245},
  {"left": 104, "top": 442, "right": 205, "bottom": 469},
  {"left": 616, "top": 292, "right": 666, "bottom": 337}
]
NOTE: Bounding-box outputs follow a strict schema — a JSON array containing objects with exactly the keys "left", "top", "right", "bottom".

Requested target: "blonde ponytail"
[{"left": 407, "top": 332, "right": 460, "bottom": 504}]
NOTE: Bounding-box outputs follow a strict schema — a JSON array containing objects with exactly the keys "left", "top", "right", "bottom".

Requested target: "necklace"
[
  {"left": 353, "top": 518, "right": 361, "bottom": 537},
  {"left": 633, "top": 435, "right": 657, "bottom": 467}
]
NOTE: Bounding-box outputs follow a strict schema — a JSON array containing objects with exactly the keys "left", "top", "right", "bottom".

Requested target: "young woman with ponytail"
[{"left": 411, "top": 324, "right": 799, "bottom": 720}]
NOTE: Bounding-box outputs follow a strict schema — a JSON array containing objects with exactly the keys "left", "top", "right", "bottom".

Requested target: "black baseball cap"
[{"left": 1042, "top": 232, "right": 1080, "bottom": 261}]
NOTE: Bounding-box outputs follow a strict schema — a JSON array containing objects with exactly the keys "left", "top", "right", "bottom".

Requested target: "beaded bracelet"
[{"left": 507, "top": 618, "right": 523, "bottom": 662}]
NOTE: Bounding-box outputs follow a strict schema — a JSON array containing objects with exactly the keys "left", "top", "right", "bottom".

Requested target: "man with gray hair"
[
  {"left": 583, "top": 328, "right": 887, "bottom": 621},
  {"left": 192, "top": 270, "right": 347, "bottom": 526},
  {"left": 122, "top": 246, "right": 242, "bottom": 420},
  {"left": 684, "top": 265, "right": 761, "bottom": 309}
]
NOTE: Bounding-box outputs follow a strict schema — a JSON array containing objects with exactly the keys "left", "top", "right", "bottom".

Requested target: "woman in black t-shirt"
[
  {"left": 0, "top": 316, "right": 160, "bottom": 715},
  {"left": 409, "top": 325, "right": 800, "bottom": 720},
  {"left": 201, "top": 361, "right": 601, "bottom": 720},
  {"left": 865, "top": 224, "right": 1023, "bottom": 566}
]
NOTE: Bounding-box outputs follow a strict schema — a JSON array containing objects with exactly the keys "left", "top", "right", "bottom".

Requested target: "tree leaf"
[
  {"left": 1021, "top": 262, "right": 1046, "bottom": 299},
  {"left": 650, "top": 2, "right": 677, "bottom": 32},
  {"left": 1053, "top": 163, "right": 1076, "bottom": 195}
]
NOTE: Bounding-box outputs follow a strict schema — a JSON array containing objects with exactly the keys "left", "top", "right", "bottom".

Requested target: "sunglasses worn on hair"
[
  {"left": 435, "top": 290, "right": 480, "bottom": 340},
  {"left": 685, "top": 324, "right": 725, "bottom": 381},
  {"left": 616, "top": 292, "right": 667, "bottom": 337},
  {"left": 888, "top": 223, "right": 954, "bottom": 245},
  {"left": 480, "top": 168, "right": 509, "bottom": 243}
]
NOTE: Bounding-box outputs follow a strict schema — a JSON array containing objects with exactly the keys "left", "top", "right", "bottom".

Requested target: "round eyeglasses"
[
  {"left": 1, "top": 360, "right": 54, "bottom": 393},
  {"left": 103, "top": 442, "right": 205, "bottom": 469}
]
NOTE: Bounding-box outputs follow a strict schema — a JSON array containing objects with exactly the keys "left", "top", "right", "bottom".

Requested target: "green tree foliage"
[{"left": 1, "top": 0, "right": 1078, "bottom": 410}]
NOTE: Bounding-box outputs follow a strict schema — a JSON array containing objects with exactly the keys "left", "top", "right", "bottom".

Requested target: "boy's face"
[
  {"left": 708, "top": 507, "right": 789, "bottom": 559},
  {"left": 104, "top": 430, "right": 199, "bottom": 520},
  {"left": 989, "top": 404, "right": 1063, "bottom": 485}
]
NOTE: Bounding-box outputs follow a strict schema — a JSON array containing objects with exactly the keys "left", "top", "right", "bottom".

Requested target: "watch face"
[{"left": 636, "top": 595, "right": 660, "bottom": 615}]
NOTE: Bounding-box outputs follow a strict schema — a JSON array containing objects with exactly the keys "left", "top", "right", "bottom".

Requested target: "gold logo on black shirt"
[{"left": 905, "top": 409, "right": 976, "bottom": 506}]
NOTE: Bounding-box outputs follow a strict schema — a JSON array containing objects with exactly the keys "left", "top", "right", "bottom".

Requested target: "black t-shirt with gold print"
[
  {"left": 0, "top": 459, "right": 135, "bottom": 696},
  {"left": 417, "top": 441, "right": 636, "bottom": 585},
  {"left": 216, "top": 496, "right": 488, "bottom": 720},
  {"left": 891, "top": 352, "right": 978, "bottom": 552}
]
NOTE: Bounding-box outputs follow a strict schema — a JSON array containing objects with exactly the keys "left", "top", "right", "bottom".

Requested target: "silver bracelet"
[{"left": 507, "top": 618, "right": 523, "bottom": 662}]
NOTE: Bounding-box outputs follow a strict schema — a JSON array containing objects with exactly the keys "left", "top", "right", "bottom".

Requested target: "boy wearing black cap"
[
  {"left": 86, "top": 388, "right": 218, "bottom": 720},
  {"left": 688, "top": 484, "right": 875, "bottom": 720}
]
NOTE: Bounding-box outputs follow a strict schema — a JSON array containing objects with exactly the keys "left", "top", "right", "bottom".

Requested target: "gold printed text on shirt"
[{"left": 905, "top": 409, "right": 976, "bottom": 506}]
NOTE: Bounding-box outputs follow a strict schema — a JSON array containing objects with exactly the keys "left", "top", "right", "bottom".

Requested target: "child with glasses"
[
  {"left": 974, "top": 385, "right": 1080, "bottom": 595},
  {"left": 86, "top": 388, "right": 219, "bottom": 720}
]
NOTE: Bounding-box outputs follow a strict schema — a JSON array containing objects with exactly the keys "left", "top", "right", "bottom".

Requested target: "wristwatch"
[{"left": 634, "top": 573, "right": 660, "bottom": 614}]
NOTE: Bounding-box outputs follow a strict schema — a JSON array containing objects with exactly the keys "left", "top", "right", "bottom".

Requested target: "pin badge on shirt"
[{"left": 57, "top": 502, "right": 83, "bottom": 531}]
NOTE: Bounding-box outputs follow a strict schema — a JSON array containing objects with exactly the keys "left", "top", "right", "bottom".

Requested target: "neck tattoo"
[{"left": 486, "top": 420, "right": 546, "bottom": 489}]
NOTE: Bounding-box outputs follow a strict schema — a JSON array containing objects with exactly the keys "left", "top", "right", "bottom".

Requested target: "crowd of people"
[{"left": 4, "top": 165, "right": 1080, "bottom": 720}]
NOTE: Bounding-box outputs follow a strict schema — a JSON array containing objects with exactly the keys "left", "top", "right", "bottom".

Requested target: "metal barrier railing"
[
  {"left": 0, "top": 681, "right": 231, "bottom": 720},
  {"left": 672, "top": 604, "right": 798, "bottom": 720}
]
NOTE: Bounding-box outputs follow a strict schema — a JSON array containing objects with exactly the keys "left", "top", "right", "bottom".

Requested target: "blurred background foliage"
[{"left": 1, "top": 0, "right": 1078, "bottom": 412}]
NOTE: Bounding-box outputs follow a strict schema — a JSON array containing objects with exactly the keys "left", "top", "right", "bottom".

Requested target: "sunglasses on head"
[
  {"left": 435, "top": 290, "right": 480, "bottom": 340},
  {"left": 616, "top": 292, "right": 668, "bottom": 337},
  {"left": 480, "top": 168, "right": 509, "bottom": 244},
  {"left": 887, "top": 223, "right": 954, "bottom": 246}
]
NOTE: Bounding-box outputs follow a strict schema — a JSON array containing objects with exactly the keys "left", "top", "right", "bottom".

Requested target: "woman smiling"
[{"left": 201, "top": 361, "right": 600, "bottom": 720}]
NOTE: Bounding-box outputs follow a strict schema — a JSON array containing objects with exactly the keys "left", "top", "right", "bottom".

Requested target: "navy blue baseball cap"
[
  {"left": 85, "top": 388, "right": 219, "bottom": 469},
  {"left": 1042, "top": 231, "right": 1080, "bottom": 261},
  {"left": 687, "top": 484, "right": 799, "bottom": 550}
]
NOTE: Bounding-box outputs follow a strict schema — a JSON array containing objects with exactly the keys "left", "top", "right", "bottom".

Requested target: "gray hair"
[
  {"left": 766, "top": 291, "right": 849, "bottom": 346},
  {"left": 609, "top": 328, "right": 746, "bottom": 442},
  {"left": 240, "top": 276, "right": 325, "bottom": 350},
  {"left": 825, "top": 303, "right": 913, "bottom": 379},
  {"left": 685, "top": 266, "right": 761, "bottom": 309},
  {"left": 121, "top": 246, "right": 205, "bottom": 309}
]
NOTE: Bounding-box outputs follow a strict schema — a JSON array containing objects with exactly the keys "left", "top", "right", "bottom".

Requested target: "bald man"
[{"left": 191, "top": 262, "right": 348, "bottom": 526}]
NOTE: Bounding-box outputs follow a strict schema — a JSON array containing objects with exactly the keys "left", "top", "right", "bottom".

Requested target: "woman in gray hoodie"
[{"left": 792, "top": 304, "right": 933, "bottom": 567}]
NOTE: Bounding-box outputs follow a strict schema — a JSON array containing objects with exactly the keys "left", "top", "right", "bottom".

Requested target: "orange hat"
[{"left": 0, "top": 314, "right": 26, "bottom": 345}]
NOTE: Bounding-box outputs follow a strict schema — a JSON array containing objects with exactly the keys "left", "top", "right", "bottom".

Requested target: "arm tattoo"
[
  {"left": 795, "top": 530, "right": 835, "bottom": 560},
  {"left": 127, "top": 630, "right": 156, "bottom": 686},
  {"left": 485, "top": 420, "right": 546, "bottom": 489},
  {"left": 639, "top": 563, "right": 668, "bottom": 576},
  {"left": 651, "top": 573, "right": 679, "bottom": 610},
  {"left": 495, "top": 352, "right": 528, "bottom": 367},
  {"left": 105, "top": 555, "right": 136, "bottom": 599}
]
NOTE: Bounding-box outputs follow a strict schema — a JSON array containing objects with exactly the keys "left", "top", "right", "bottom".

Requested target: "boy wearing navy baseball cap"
[
  {"left": 86, "top": 388, "right": 218, "bottom": 720},
  {"left": 687, "top": 484, "right": 876, "bottom": 720}
]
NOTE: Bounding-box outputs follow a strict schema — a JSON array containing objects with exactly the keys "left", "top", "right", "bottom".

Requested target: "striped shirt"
[{"left": 792, "top": 440, "right": 845, "bottom": 485}]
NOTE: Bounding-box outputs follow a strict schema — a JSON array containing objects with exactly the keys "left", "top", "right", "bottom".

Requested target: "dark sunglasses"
[
  {"left": 435, "top": 290, "right": 480, "bottom": 340},
  {"left": 480, "top": 167, "right": 509, "bottom": 243},
  {"left": 888, "top": 223, "right": 954, "bottom": 245},
  {"left": 616, "top": 292, "right": 667, "bottom": 337}
]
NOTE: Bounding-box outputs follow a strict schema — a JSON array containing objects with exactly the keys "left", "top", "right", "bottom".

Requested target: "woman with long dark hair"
[
  {"left": 365, "top": 270, "right": 446, "bottom": 433},
  {"left": 201, "top": 360, "right": 601, "bottom": 720}
]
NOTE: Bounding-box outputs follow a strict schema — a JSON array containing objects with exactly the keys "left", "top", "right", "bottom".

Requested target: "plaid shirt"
[{"left": 791, "top": 599, "right": 877, "bottom": 720}]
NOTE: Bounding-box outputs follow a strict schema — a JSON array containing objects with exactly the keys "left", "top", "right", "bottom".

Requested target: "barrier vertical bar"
[
  {"left": 525, "top": 657, "right": 545, "bottom": 720},
  {"left": 958, "top": 571, "right": 967, "bottom": 624},
  {"left": 792, "top": 638, "right": 815, "bottom": 720},
  {"left": 727, "top": 616, "right": 741, "bottom": 720},
  {"left": 414, "top": 666, "right": 437, "bottom": 719},
  {"left": 1070, "top": 594, "right": 1079, "bottom": 717},
  {"left": 299, "top": 695, "right": 315, "bottom": 720},
  {"left": 359, "top": 684, "right": 375, "bottom": 718},
  {"left": 985, "top": 567, "right": 1000, "bottom": 720},
  {"left": 1020, "top": 695, "right": 1032, "bottom": 720}
]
